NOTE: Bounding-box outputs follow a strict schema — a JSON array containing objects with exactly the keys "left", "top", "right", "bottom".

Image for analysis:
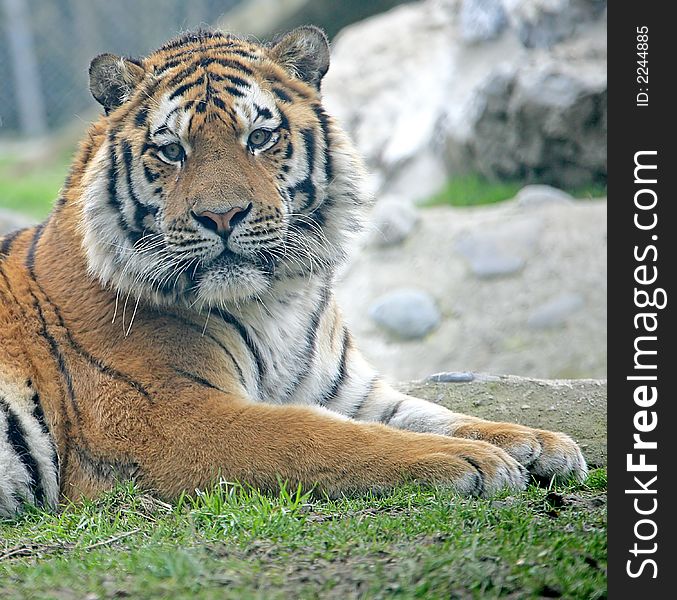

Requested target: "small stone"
[
  {"left": 368, "top": 196, "right": 420, "bottom": 247},
  {"left": 516, "top": 184, "right": 574, "bottom": 208},
  {"left": 528, "top": 292, "right": 585, "bottom": 329},
  {"left": 469, "top": 254, "right": 525, "bottom": 278},
  {"left": 427, "top": 371, "right": 475, "bottom": 383},
  {"left": 521, "top": 404, "right": 531, "bottom": 409},
  {"left": 369, "top": 288, "right": 441, "bottom": 340},
  {"left": 455, "top": 227, "right": 536, "bottom": 279}
]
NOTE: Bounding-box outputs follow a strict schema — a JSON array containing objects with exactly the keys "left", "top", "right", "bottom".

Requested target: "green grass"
[
  {"left": 0, "top": 152, "right": 72, "bottom": 219},
  {"left": 419, "top": 174, "right": 607, "bottom": 208},
  {"left": 1, "top": 470, "right": 607, "bottom": 599}
]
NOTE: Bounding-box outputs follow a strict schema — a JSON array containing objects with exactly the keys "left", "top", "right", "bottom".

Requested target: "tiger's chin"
[{"left": 190, "top": 261, "right": 272, "bottom": 308}]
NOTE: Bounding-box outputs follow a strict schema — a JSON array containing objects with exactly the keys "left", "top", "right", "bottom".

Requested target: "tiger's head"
[{"left": 76, "top": 27, "right": 368, "bottom": 308}]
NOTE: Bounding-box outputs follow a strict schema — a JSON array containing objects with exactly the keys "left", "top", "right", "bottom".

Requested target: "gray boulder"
[
  {"left": 468, "top": 38, "right": 607, "bottom": 187},
  {"left": 322, "top": 0, "right": 607, "bottom": 197}
]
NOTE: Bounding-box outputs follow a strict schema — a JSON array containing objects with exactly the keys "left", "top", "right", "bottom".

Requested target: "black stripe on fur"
[
  {"left": 0, "top": 397, "right": 46, "bottom": 506},
  {"left": 317, "top": 327, "right": 350, "bottom": 407}
]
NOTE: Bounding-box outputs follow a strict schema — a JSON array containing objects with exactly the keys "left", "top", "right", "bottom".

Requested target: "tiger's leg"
[
  {"left": 106, "top": 392, "right": 528, "bottom": 500},
  {"left": 342, "top": 378, "right": 587, "bottom": 484}
]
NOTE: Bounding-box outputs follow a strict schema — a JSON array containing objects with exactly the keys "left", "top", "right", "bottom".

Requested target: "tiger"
[{"left": 0, "top": 26, "right": 587, "bottom": 518}]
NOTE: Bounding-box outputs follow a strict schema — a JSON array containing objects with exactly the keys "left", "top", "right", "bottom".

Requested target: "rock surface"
[
  {"left": 527, "top": 292, "right": 584, "bottom": 329},
  {"left": 0, "top": 209, "right": 32, "bottom": 236},
  {"left": 503, "top": 0, "right": 607, "bottom": 48},
  {"left": 460, "top": 0, "right": 508, "bottom": 44},
  {"left": 336, "top": 196, "right": 606, "bottom": 381},
  {"left": 399, "top": 374, "right": 606, "bottom": 467},
  {"left": 467, "top": 35, "right": 607, "bottom": 186},
  {"left": 516, "top": 184, "right": 573, "bottom": 207},
  {"left": 322, "top": 0, "right": 607, "bottom": 195}
]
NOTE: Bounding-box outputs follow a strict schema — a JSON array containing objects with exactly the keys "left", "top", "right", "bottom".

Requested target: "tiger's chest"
[{"left": 222, "top": 287, "right": 331, "bottom": 405}]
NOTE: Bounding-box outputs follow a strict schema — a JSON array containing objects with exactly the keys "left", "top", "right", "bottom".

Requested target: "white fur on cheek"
[
  {"left": 78, "top": 140, "right": 129, "bottom": 288},
  {"left": 78, "top": 139, "right": 180, "bottom": 305}
]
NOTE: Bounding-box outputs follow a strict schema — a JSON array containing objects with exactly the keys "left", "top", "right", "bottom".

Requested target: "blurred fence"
[{"left": 0, "top": 0, "right": 240, "bottom": 138}]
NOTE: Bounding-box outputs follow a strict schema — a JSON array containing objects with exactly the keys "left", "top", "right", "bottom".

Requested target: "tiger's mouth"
[
  {"left": 186, "top": 244, "right": 279, "bottom": 283},
  {"left": 181, "top": 245, "right": 278, "bottom": 307}
]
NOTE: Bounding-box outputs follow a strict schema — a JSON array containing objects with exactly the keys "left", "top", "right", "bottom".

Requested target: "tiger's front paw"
[
  {"left": 452, "top": 422, "right": 588, "bottom": 484},
  {"left": 408, "top": 439, "right": 528, "bottom": 497}
]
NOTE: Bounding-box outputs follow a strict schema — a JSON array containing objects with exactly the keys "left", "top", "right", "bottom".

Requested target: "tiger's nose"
[{"left": 192, "top": 204, "right": 252, "bottom": 238}]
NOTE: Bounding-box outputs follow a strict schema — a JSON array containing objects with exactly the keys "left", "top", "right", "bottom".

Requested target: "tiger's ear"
[
  {"left": 269, "top": 26, "right": 330, "bottom": 90},
  {"left": 89, "top": 54, "right": 146, "bottom": 114}
]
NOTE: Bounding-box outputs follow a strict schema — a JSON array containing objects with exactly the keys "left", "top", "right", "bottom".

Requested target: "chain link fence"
[{"left": 0, "top": 0, "right": 240, "bottom": 138}]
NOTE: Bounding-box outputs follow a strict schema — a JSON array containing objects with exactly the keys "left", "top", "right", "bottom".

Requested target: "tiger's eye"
[
  {"left": 159, "top": 142, "right": 185, "bottom": 162},
  {"left": 248, "top": 129, "right": 272, "bottom": 149}
]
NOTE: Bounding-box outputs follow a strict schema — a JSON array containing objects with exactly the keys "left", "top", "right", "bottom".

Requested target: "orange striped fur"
[{"left": 0, "top": 28, "right": 586, "bottom": 517}]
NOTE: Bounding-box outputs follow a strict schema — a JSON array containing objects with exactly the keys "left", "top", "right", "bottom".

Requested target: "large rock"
[
  {"left": 323, "top": 0, "right": 461, "bottom": 202},
  {"left": 322, "top": 0, "right": 607, "bottom": 197},
  {"left": 503, "top": 0, "right": 607, "bottom": 48},
  {"left": 399, "top": 375, "right": 606, "bottom": 467},
  {"left": 467, "top": 33, "right": 607, "bottom": 186}
]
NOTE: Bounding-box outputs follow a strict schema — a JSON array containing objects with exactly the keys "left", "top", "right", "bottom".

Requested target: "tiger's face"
[{"left": 78, "top": 28, "right": 366, "bottom": 308}]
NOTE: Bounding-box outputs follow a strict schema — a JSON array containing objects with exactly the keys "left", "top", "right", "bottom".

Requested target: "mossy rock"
[{"left": 399, "top": 374, "right": 607, "bottom": 468}]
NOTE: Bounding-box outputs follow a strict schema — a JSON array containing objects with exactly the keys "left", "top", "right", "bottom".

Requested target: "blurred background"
[{"left": 0, "top": 0, "right": 607, "bottom": 381}]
